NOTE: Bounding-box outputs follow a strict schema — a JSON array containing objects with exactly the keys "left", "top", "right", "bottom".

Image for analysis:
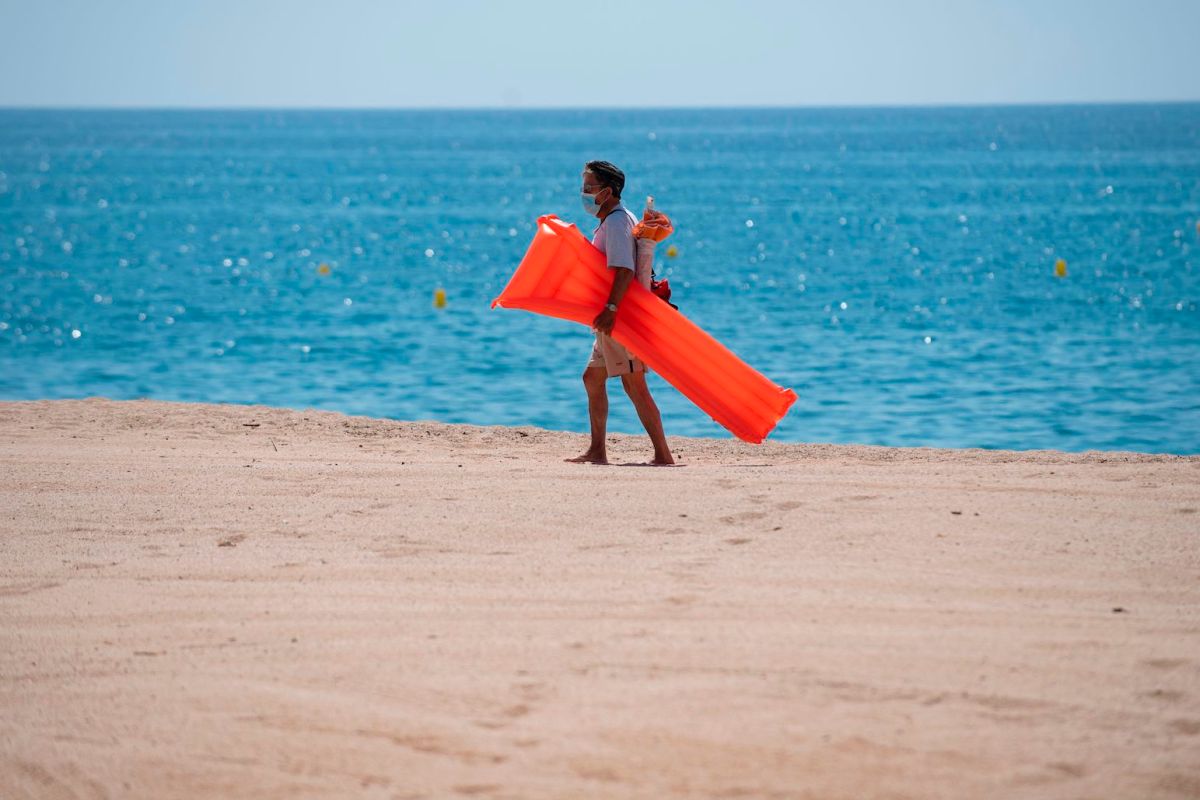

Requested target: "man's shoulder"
[{"left": 604, "top": 206, "right": 636, "bottom": 233}]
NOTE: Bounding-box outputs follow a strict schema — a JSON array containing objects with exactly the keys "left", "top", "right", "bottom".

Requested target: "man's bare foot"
[
  {"left": 649, "top": 452, "right": 676, "bottom": 466},
  {"left": 565, "top": 451, "right": 608, "bottom": 465}
]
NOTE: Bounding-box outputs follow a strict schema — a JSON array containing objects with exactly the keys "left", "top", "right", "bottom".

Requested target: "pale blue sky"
[{"left": 1, "top": 0, "right": 1197, "bottom": 108}]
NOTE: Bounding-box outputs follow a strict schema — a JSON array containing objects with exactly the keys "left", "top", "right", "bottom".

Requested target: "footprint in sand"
[
  {"left": 1143, "top": 658, "right": 1190, "bottom": 671},
  {"left": 640, "top": 526, "right": 690, "bottom": 536},
  {"left": 718, "top": 511, "right": 767, "bottom": 525},
  {"left": 0, "top": 581, "right": 62, "bottom": 597},
  {"left": 1168, "top": 719, "right": 1200, "bottom": 736},
  {"left": 1045, "top": 762, "right": 1087, "bottom": 778}
]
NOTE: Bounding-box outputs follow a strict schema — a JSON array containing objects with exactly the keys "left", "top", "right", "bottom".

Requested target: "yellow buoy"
[
  {"left": 1054, "top": 258, "right": 1067, "bottom": 278},
  {"left": 317, "top": 263, "right": 331, "bottom": 276},
  {"left": 666, "top": 244, "right": 678, "bottom": 258},
  {"left": 433, "top": 287, "right": 447, "bottom": 309}
]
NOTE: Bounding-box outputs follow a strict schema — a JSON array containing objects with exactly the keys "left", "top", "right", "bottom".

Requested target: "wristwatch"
[{"left": 605, "top": 303, "right": 618, "bottom": 312}]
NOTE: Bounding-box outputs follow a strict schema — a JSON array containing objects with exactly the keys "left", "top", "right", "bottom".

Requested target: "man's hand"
[{"left": 592, "top": 307, "right": 617, "bottom": 336}]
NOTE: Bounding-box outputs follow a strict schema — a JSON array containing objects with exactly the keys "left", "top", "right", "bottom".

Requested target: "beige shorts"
[{"left": 587, "top": 332, "right": 646, "bottom": 378}]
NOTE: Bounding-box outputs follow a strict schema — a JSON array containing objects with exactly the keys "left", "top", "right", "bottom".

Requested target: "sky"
[{"left": 1, "top": 0, "right": 1198, "bottom": 108}]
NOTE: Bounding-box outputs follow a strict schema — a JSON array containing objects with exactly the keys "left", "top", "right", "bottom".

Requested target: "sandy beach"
[{"left": 1, "top": 397, "right": 1197, "bottom": 799}]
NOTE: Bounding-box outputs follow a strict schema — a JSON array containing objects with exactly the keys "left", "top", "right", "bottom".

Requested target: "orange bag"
[
  {"left": 632, "top": 208, "right": 674, "bottom": 242},
  {"left": 491, "top": 215, "right": 798, "bottom": 443}
]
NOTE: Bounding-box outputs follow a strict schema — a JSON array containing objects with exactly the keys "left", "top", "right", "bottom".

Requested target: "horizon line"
[{"left": 2, "top": 98, "right": 1199, "bottom": 113}]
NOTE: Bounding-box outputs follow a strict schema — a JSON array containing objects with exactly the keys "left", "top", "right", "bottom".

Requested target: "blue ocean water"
[{"left": 1, "top": 106, "right": 1198, "bottom": 453}]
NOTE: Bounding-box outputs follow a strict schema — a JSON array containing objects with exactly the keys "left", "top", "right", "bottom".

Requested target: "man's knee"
[
  {"left": 582, "top": 368, "right": 607, "bottom": 391},
  {"left": 621, "top": 372, "right": 649, "bottom": 397}
]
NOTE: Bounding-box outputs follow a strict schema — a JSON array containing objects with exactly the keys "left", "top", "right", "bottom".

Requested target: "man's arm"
[
  {"left": 592, "top": 267, "right": 633, "bottom": 336},
  {"left": 592, "top": 213, "right": 637, "bottom": 335}
]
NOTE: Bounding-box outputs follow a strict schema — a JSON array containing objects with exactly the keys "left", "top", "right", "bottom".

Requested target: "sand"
[{"left": 1, "top": 397, "right": 1198, "bottom": 799}]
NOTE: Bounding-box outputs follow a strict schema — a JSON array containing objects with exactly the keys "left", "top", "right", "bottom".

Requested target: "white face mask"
[{"left": 581, "top": 191, "right": 602, "bottom": 217}]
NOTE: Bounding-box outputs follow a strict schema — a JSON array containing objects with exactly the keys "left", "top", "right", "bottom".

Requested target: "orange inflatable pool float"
[{"left": 491, "top": 214, "right": 798, "bottom": 443}]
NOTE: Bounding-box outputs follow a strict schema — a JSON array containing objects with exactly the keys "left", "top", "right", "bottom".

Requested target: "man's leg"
[
  {"left": 620, "top": 370, "right": 674, "bottom": 465},
  {"left": 566, "top": 366, "right": 610, "bottom": 464}
]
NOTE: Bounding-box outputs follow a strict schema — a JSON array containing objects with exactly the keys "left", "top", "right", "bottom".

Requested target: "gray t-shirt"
[{"left": 592, "top": 205, "right": 650, "bottom": 288}]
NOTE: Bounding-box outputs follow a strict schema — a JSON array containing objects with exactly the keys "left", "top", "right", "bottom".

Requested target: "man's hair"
[{"left": 584, "top": 160, "right": 625, "bottom": 199}]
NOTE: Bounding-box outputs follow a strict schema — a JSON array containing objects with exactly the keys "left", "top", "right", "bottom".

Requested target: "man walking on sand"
[{"left": 566, "top": 161, "right": 674, "bottom": 466}]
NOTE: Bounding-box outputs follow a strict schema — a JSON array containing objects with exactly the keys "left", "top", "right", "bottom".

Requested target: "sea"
[{"left": 1, "top": 105, "right": 1198, "bottom": 453}]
